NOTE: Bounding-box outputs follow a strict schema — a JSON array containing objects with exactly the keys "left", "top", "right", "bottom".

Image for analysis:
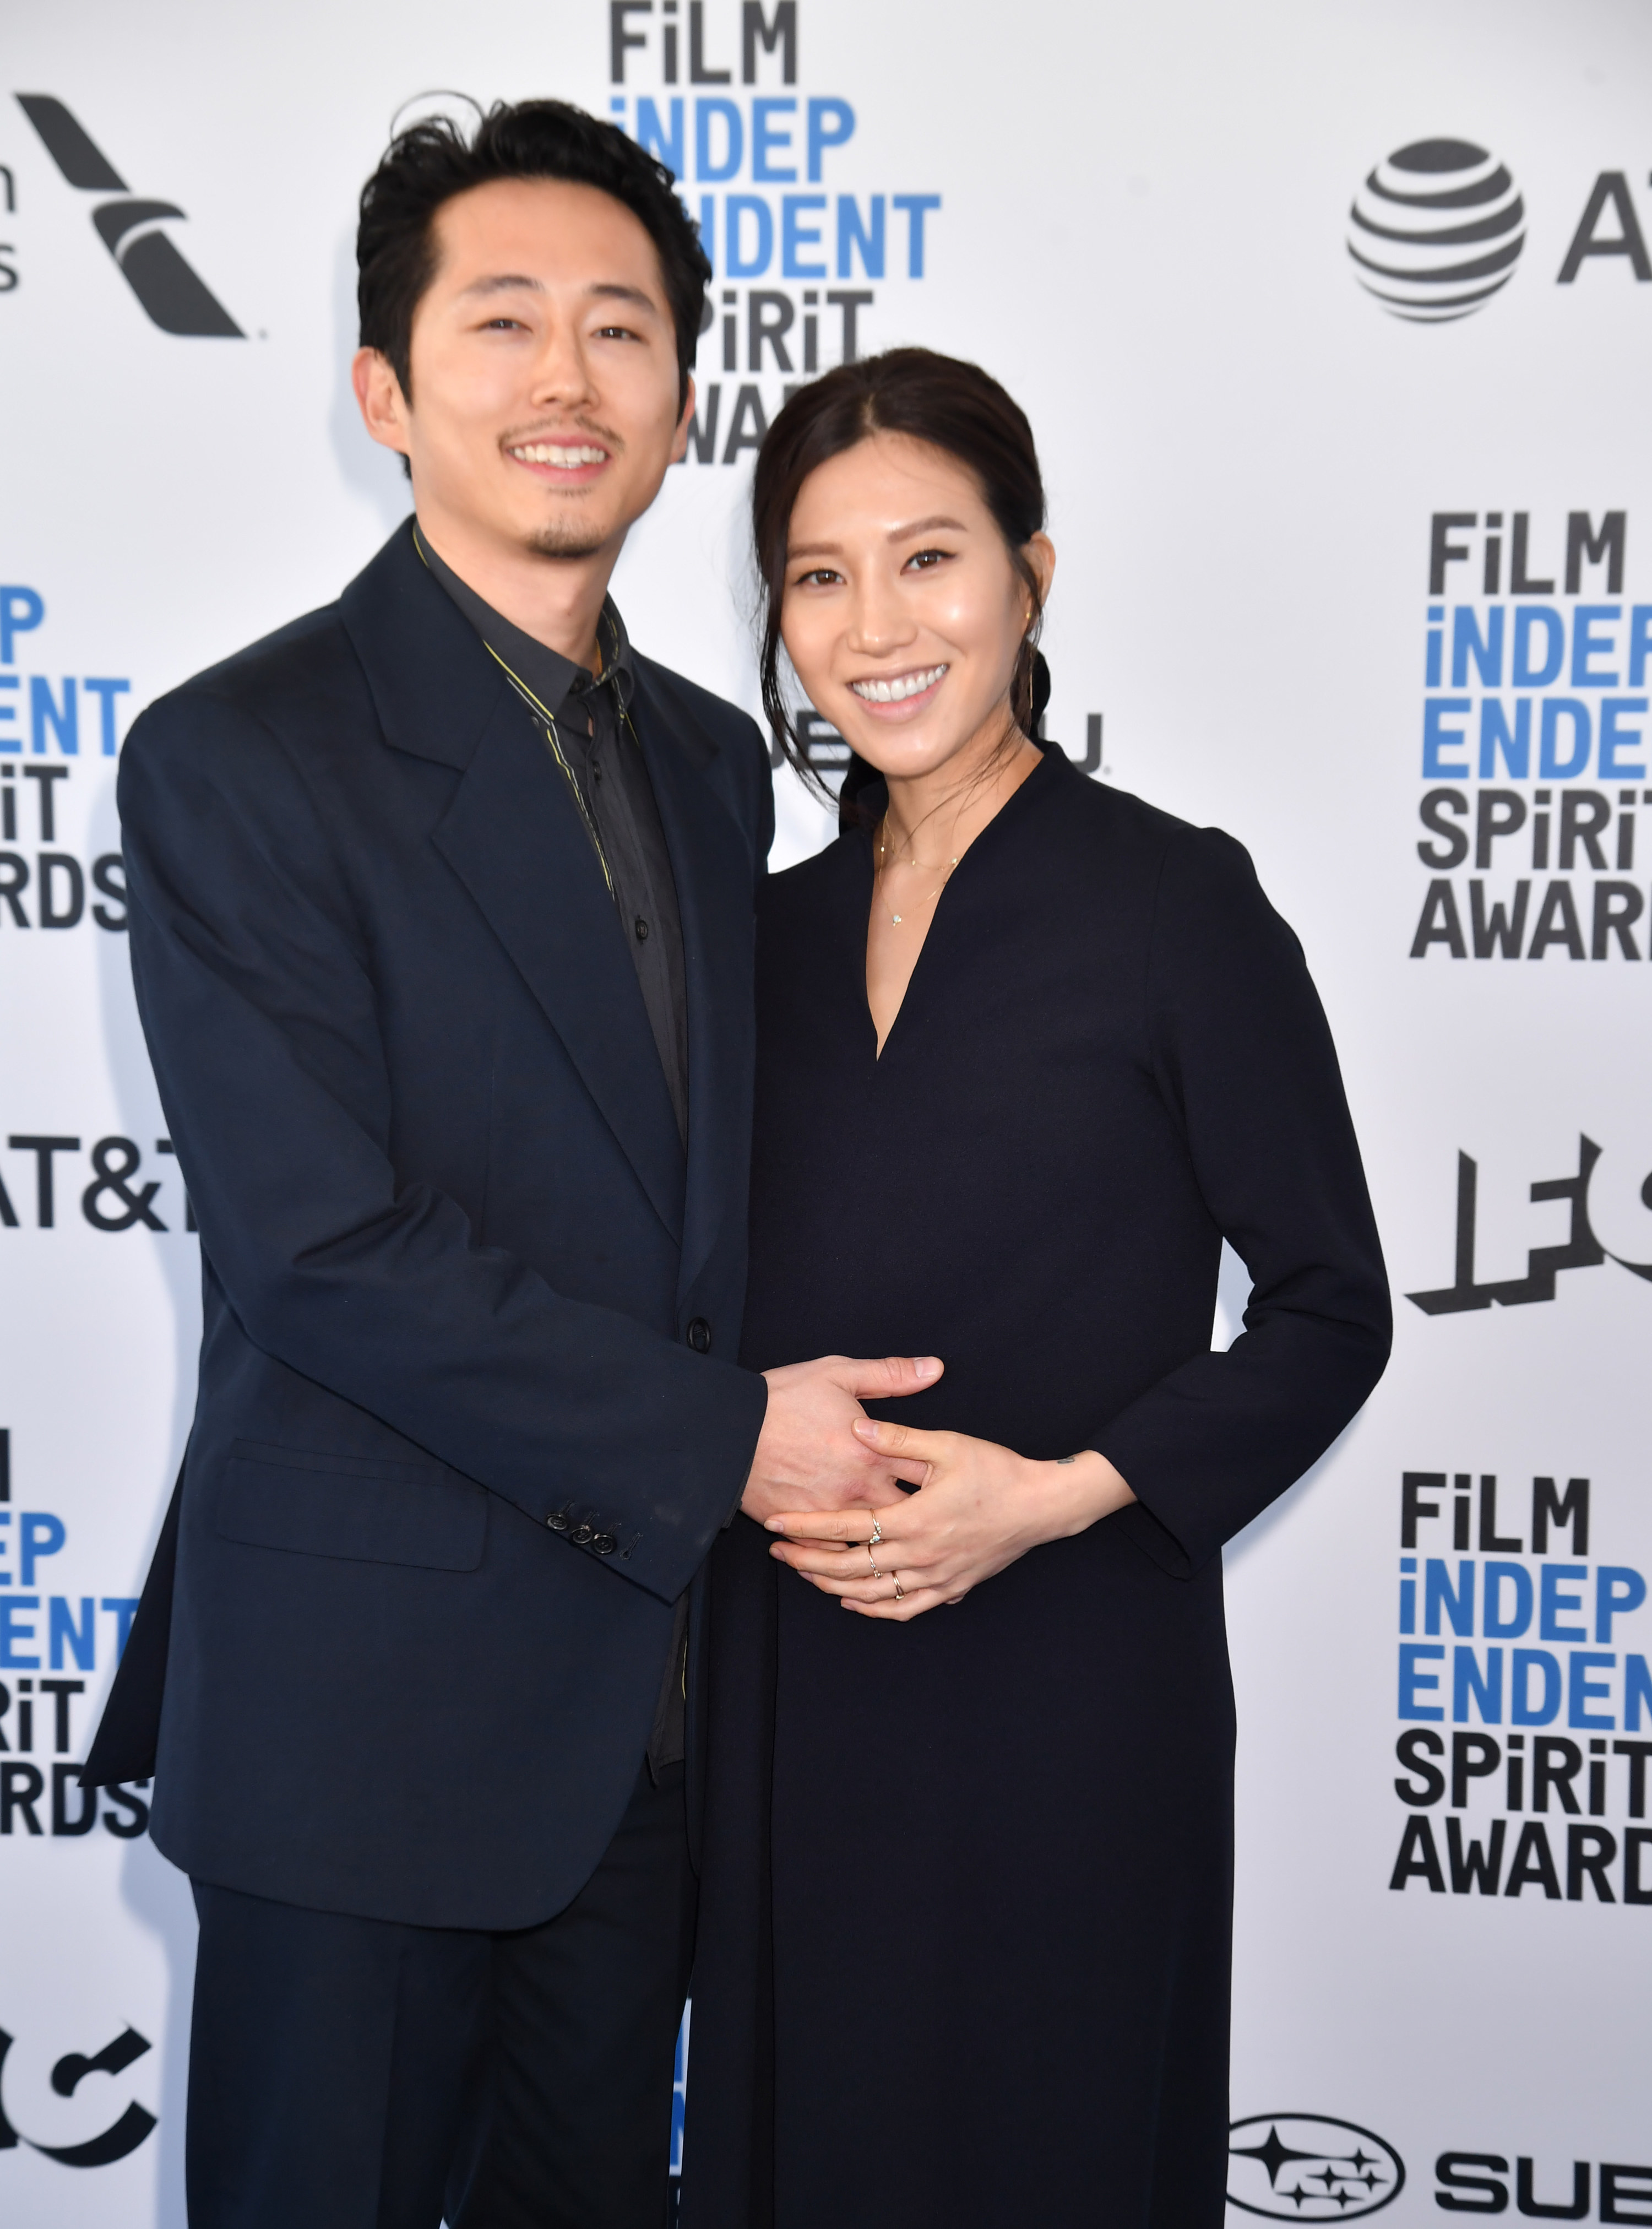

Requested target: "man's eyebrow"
[
  {"left": 454, "top": 275, "right": 663, "bottom": 312},
  {"left": 457, "top": 273, "right": 546, "bottom": 299}
]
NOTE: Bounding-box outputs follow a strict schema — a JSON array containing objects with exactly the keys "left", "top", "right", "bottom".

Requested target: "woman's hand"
[{"left": 763, "top": 1422, "right": 1136, "bottom": 1620}]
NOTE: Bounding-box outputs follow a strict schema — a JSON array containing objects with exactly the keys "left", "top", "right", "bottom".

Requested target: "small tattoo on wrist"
[{"left": 1057, "top": 1454, "right": 1078, "bottom": 1466}]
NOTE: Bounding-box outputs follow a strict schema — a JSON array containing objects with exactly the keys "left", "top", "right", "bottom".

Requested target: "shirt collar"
[{"left": 412, "top": 521, "right": 634, "bottom": 723}]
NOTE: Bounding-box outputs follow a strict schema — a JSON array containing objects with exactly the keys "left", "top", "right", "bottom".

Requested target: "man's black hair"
[{"left": 357, "top": 99, "right": 710, "bottom": 408}]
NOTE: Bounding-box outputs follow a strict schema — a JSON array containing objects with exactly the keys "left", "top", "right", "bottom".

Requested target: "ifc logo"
[
  {"left": 1347, "top": 138, "right": 1525, "bottom": 322},
  {"left": 1228, "top": 2114, "right": 1406, "bottom": 2219}
]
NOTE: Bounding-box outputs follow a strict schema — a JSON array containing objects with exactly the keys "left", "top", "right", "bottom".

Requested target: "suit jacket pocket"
[{"left": 216, "top": 1440, "right": 487, "bottom": 1571}]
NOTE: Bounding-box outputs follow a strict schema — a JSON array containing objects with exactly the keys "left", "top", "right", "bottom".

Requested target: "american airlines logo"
[{"left": 15, "top": 94, "right": 241, "bottom": 338}]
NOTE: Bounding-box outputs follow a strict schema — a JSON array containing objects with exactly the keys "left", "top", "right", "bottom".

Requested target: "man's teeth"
[
  {"left": 510, "top": 443, "right": 607, "bottom": 467},
  {"left": 851, "top": 665, "right": 947, "bottom": 704}
]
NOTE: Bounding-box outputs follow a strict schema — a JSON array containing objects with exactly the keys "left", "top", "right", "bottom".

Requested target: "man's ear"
[
  {"left": 669, "top": 374, "right": 697, "bottom": 466},
  {"left": 352, "top": 348, "right": 412, "bottom": 463}
]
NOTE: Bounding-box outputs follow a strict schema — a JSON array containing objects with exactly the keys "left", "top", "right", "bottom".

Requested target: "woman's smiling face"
[{"left": 780, "top": 430, "right": 1053, "bottom": 784}]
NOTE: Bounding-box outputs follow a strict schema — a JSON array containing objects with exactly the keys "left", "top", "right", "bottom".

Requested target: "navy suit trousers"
[{"left": 187, "top": 1762, "right": 693, "bottom": 2229}]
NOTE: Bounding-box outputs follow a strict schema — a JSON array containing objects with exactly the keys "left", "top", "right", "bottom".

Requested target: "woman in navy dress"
[{"left": 683, "top": 350, "right": 1390, "bottom": 2229}]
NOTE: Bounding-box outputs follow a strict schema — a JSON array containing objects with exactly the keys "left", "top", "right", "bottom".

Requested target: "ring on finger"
[
  {"left": 868, "top": 1548, "right": 883, "bottom": 1579},
  {"left": 868, "top": 1518, "right": 884, "bottom": 1549},
  {"left": 893, "top": 1574, "right": 905, "bottom": 1600}
]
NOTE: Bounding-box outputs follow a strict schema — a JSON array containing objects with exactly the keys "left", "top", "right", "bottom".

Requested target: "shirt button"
[
  {"left": 591, "top": 1533, "right": 617, "bottom": 1555},
  {"left": 547, "top": 1512, "right": 570, "bottom": 1532},
  {"left": 634, "top": 916, "right": 650, "bottom": 942},
  {"left": 570, "top": 1523, "right": 595, "bottom": 1545},
  {"left": 687, "top": 1317, "right": 711, "bottom": 1353}
]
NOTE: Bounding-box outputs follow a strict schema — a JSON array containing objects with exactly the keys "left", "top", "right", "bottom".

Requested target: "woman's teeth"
[{"left": 851, "top": 665, "right": 948, "bottom": 704}]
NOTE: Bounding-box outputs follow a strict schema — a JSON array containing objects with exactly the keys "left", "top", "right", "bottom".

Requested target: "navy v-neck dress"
[{"left": 682, "top": 743, "right": 1390, "bottom": 2229}]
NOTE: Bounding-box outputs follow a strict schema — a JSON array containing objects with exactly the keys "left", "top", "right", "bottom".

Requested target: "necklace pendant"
[{"left": 892, "top": 913, "right": 903, "bottom": 924}]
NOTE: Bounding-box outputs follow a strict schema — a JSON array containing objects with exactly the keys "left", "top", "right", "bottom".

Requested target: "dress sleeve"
[{"left": 1095, "top": 825, "right": 1392, "bottom": 1577}]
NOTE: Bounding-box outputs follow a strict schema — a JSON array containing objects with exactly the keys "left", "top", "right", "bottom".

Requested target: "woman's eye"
[
  {"left": 905, "top": 547, "right": 952, "bottom": 572},
  {"left": 792, "top": 568, "right": 841, "bottom": 589}
]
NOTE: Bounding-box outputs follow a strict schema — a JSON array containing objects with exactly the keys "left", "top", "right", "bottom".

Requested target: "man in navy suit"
[{"left": 86, "top": 100, "right": 936, "bottom": 2229}]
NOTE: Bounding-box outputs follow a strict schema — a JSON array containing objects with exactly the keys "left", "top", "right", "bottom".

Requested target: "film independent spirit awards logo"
[
  {"left": 1228, "top": 2115, "right": 1405, "bottom": 2221},
  {"left": 14, "top": 94, "right": 241, "bottom": 336}
]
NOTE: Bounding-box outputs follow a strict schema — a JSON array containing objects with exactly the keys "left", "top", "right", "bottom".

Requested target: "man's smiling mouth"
[{"left": 507, "top": 441, "right": 610, "bottom": 468}]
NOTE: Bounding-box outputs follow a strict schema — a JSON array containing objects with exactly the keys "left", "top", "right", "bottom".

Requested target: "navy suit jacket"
[{"left": 97, "top": 523, "right": 773, "bottom": 1929}]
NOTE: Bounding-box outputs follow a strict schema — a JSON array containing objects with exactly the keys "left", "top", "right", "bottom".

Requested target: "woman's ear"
[{"left": 1025, "top": 531, "right": 1057, "bottom": 611}]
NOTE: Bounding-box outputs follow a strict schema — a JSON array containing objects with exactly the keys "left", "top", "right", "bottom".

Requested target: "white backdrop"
[{"left": 3, "top": 1, "right": 1651, "bottom": 2220}]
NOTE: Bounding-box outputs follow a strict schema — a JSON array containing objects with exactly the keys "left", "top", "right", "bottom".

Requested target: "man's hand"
[{"left": 740, "top": 1355, "right": 943, "bottom": 1525}]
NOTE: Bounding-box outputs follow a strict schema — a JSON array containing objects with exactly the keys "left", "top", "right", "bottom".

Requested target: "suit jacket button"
[
  {"left": 548, "top": 1512, "right": 571, "bottom": 1532},
  {"left": 570, "top": 1523, "right": 594, "bottom": 1545},
  {"left": 687, "top": 1317, "right": 712, "bottom": 1353},
  {"left": 591, "top": 1533, "right": 617, "bottom": 1555}
]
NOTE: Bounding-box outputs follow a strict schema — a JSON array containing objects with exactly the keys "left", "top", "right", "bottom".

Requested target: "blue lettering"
[
  {"left": 1425, "top": 1558, "right": 1475, "bottom": 1636},
  {"left": 694, "top": 97, "right": 743, "bottom": 182},
  {"left": 726, "top": 194, "right": 774, "bottom": 277},
  {"left": 1629, "top": 606, "right": 1652, "bottom": 687},
  {"left": 1571, "top": 604, "right": 1621, "bottom": 687},
  {"left": 1540, "top": 1562, "right": 1587, "bottom": 1641},
  {"left": 19, "top": 1512, "right": 65, "bottom": 1587},
  {"left": 892, "top": 192, "right": 942, "bottom": 277},
  {"left": 1597, "top": 1566, "right": 1648, "bottom": 1644},
  {"left": 837, "top": 192, "right": 885, "bottom": 279},
  {"left": 781, "top": 193, "right": 827, "bottom": 278},
  {"left": 0, "top": 674, "right": 17, "bottom": 751},
  {"left": 1568, "top": 1650, "right": 1616, "bottom": 1730},
  {"left": 1423, "top": 697, "right": 1471, "bottom": 778},
  {"left": 751, "top": 96, "right": 796, "bottom": 181},
  {"left": 1452, "top": 605, "right": 1504, "bottom": 687},
  {"left": 1599, "top": 697, "right": 1648, "bottom": 779},
  {"left": 29, "top": 676, "right": 76, "bottom": 756},
  {"left": 48, "top": 1595, "right": 95, "bottom": 1672},
  {"left": 1479, "top": 698, "right": 1531, "bottom": 779},
  {"left": 807, "top": 97, "right": 855, "bottom": 181},
  {"left": 1513, "top": 605, "right": 1564, "bottom": 686},
  {"left": 0, "top": 1596, "right": 41, "bottom": 1669},
  {"left": 1626, "top": 1654, "right": 1652, "bottom": 1731},
  {"left": 1512, "top": 1647, "right": 1562, "bottom": 1726},
  {"left": 101, "top": 1597, "right": 140, "bottom": 1661},
  {"left": 636, "top": 96, "right": 684, "bottom": 177},
  {"left": 1484, "top": 1561, "right": 1534, "bottom": 1639},
  {"left": 1454, "top": 1645, "right": 1503, "bottom": 1724},
  {"left": 1539, "top": 698, "right": 1591, "bottom": 779},
  {"left": 83, "top": 678, "right": 129, "bottom": 756},
  {"left": 0, "top": 586, "right": 43, "bottom": 665},
  {"left": 1400, "top": 1641, "right": 1446, "bottom": 1720}
]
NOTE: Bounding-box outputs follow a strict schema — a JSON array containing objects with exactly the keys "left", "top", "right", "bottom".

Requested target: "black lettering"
[
  {"left": 1625, "top": 1830, "right": 1652, "bottom": 1903},
  {"left": 81, "top": 1137, "right": 166, "bottom": 1232},
  {"left": 91, "top": 852, "right": 126, "bottom": 930},
  {"left": 1566, "top": 1822, "right": 1616, "bottom": 1901},
  {"left": 678, "top": 382, "right": 721, "bottom": 464},
  {"left": 1526, "top": 881, "right": 1585, "bottom": 960},
  {"left": 747, "top": 289, "right": 794, "bottom": 371},
  {"left": 1566, "top": 510, "right": 1627, "bottom": 593},
  {"left": 1446, "top": 1814, "right": 1506, "bottom": 1894},
  {"left": 0, "top": 851, "right": 30, "bottom": 927},
  {"left": 51, "top": 1761, "right": 97, "bottom": 1836},
  {"left": 1429, "top": 513, "right": 1476, "bottom": 595},
  {"left": 1403, "top": 1472, "right": 1445, "bottom": 1548},
  {"left": 1469, "top": 880, "right": 1530, "bottom": 958},
  {"left": 1411, "top": 879, "right": 1467, "bottom": 958},
  {"left": 1600, "top": 2163, "right": 1652, "bottom": 2225},
  {"left": 1515, "top": 2161, "right": 1589, "bottom": 2221},
  {"left": 1419, "top": 788, "right": 1470, "bottom": 869},
  {"left": 1532, "top": 1477, "right": 1589, "bottom": 1555},
  {"left": 1613, "top": 1739, "right": 1651, "bottom": 1818},
  {"left": 1389, "top": 1814, "right": 1446, "bottom": 1891},
  {"left": 1533, "top": 1737, "right": 1582, "bottom": 1815},
  {"left": 7, "top": 1134, "right": 80, "bottom": 1226},
  {"left": 1475, "top": 788, "right": 1527, "bottom": 868},
  {"left": 101, "top": 1780, "right": 150, "bottom": 1838},
  {"left": 721, "top": 383, "right": 768, "bottom": 463},
  {"left": 824, "top": 287, "right": 872, "bottom": 364},
  {"left": 37, "top": 850, "right": 84, "bottom": 929},
  {"left": 1479, "top": 1475, "right": 1521, "bottom": 1552},
  {"left": 741, "top": 0, "right": 796, "bottom": 82},
  {"left": 688, "top": 0, "right": 732, "bottom": 80},
  {"left": 1592, "top": 881, "right": 1643, "bottom": 959},
  {"left": 610, "top": 0, "right": 652, "bottom": 82},
  {"left": 1503, "top": 1820, "right": 1562, "bottom": 1898},
  {"left": 1452, "top": 1730, "right": 1502, "bottom": 1808},
  {"left": 1558, "top": 173, "right": 1652, "bottom": 283},
  {"left": 21, "top": 762, "right": 67, "bottom": 840},
  {"left": 1437, "top": 2155, "right": 1510, "bottom": 2214},
  {"left": 39, "top": 1678, "right": 83, "bottom": 1751},
  {"left": 1396, "top": 1727, "right": 1446, "bottom": 1805},
  {"left": 1558, "top": 790, "right": 1610, "bottom": 869},
  {"left": 1, "top": 1760, "right": 44, "bottom": 1834}
]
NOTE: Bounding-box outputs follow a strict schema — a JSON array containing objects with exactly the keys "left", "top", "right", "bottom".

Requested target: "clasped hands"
[{"left": 741, "top": 1354, "right": 1134, "bottom": 1623}]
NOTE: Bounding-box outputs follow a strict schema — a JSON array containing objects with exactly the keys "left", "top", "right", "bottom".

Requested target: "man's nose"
[{"left": 529, "top": 325, "right": 600, "bottom": 410}]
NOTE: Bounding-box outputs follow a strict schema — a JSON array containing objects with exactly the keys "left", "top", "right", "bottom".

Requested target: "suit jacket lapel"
[
  {"left": 629, "top": 662, "right": 757, "bottom": 1304},
  {"left": 341, "top": 528, "right": 686, "bottom": 1244}
]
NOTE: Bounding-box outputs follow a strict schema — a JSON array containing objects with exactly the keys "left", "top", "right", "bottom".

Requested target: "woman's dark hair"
[
  {"left": 752, "top": 348, "right": 1047, "bottom": 801},
  {"left": 357, "top": 99, "right": 710, "bottom": 408}
]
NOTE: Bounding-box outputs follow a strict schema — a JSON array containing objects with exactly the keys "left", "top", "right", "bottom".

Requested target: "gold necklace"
[{"left": 876, "top": 821, "right": 960, "bottom": 926}]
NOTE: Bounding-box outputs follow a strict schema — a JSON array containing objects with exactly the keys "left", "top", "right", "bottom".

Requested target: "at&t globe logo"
[
  {"left": 1228, "top": 2114, "right": 1405, "bottom": 2219},
  {"left": 1347, "top": 138, "right": 1525, "bottom": 322}
]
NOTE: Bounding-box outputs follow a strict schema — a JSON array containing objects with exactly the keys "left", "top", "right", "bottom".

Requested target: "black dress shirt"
[{"left": 420, "top": 527, "right": 691, "bottom": 1771}]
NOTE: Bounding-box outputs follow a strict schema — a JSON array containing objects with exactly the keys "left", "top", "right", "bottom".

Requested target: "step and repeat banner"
[{"left": 2, "top": 0, "right": 1650, "bottom": 2220}]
